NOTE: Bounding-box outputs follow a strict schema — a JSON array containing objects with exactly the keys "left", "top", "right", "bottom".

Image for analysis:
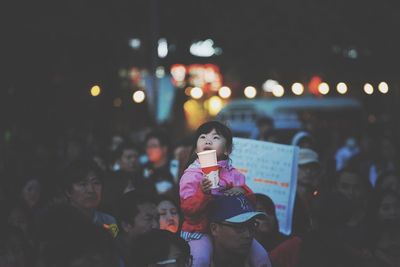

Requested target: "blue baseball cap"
[{"left": 209, "top": 195, "right": 266, "bottom": 223}]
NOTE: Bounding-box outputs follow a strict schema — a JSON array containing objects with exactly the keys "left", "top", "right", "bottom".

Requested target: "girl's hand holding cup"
[{"left": 200, "top": 178, "right": 213, "bottom": 194}]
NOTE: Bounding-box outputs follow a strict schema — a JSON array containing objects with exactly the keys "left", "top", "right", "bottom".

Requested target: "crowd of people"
[{"left": 0, "top": 117, "right": 399, "bottom": 267}]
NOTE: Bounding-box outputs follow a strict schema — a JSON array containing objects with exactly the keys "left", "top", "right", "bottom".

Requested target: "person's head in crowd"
[
  {"left": 62, "top": 159, "right": 104, "bottom": 217},
  {"left": 371, "top": 190, "right": 400, "bottom": 229},
  {"left": 114, "top": 142, "right": 141, "bottom": 173},
  {"left": 375, "top": 171, "right": 400, "bottom": 195},
  {"left": 37, "top": 204, "right": 118, "bottom": 267},
  {"left": 292, "top": 131, "right": 315, "bottom": 149},
  {"left": 129, "top": 229, "right": 191, "bottom": 267},
  {"left": 19, "top": 177, "right": 41, "bottom": 209},
  {"left": 209, "top": 195, "right": 266, "bottom": 262},
  {"left": 186, "top": 121, "right": 233, "bottom": 167},
  {"left": 145, "top": 130, "right": 171, "bottom": 168},
  {"left": 297, "top": 148, "right": 321, "bottom": 204},
  {"left": 115, "top": 191, "right": 159, "bottom": 240},
  {"left": 254, "top": 194, "right": 279, "bottom": 237},
  {"left": 335, "top": 168, "right": 372, "bottom": 209},
  {"left": 0, "top": 224, "right": 29, "bottom": 267},
  {"left": 157, "top": 197, "right": 181, "bottom": 234}
]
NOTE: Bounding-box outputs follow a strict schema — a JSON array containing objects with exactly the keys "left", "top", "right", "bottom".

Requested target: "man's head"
[
  {"left": 297, "top": 148, "right": 321, "bottom": 201},
  {"left": 209, "top": 195, "right": 266, "bottom": 256},
  {"left": 335, "top": 169, "right": 371, "bottom": 207},
  {"left": 115, "top": 191, "right": 159, "bottom": 239},
  {"left": 63, "top": 160, "right": 104, "bottom": 211},
  {"left": 115, "top": 142, "right": 140, "bottom": 173}
]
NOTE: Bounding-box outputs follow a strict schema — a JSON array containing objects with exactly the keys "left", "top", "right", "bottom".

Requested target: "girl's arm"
[{"left": 180, "top": 172, "right": 213, "bottom": 217}]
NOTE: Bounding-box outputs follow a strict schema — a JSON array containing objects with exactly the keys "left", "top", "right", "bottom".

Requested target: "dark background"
[{"left": 2, "top": 0, "right": 399, "bottom": 138}]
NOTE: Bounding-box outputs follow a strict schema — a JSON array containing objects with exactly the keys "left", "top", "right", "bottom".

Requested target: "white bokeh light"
[{"left": 244, "top": 86, "right": 257, "bottom": 98}]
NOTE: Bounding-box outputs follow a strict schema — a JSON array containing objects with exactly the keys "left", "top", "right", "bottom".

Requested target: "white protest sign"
[{"left": 231, "top": 137, "right": 299, "bottom": 235}]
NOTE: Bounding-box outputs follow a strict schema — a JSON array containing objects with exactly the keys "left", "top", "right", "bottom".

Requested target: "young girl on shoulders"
[{"left": 180, "top": 121, "right": 269, "bottom": 267}]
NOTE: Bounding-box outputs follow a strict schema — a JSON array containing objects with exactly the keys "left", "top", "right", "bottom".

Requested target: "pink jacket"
[{"left": 179, "top": 159, "right": 253, "bottom": 233}]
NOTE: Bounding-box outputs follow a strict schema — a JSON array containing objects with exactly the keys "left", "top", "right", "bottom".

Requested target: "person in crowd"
[
  {"left": 143, "top": 130, "right": 176, "bottom": 196},
  {"left": 335, "top": 136, "right": 361, "bottom": 171},
  {"left": 208, "top": 194, "right": 272, "bottom": 267},
  {"left": 374, "top": 170, "right": 400, "bottom": 195},
  {"left": 37, "top": 204, "right": 119, "bottom": 267},
  {"left": 369, "top": 190, "right": 400, "bottom": 267},
  {"left": 291, "top": 131, "right": 315, "bottom": 150},
  {"left": 112, "top": 142, "right": 142, "bottom": 174},
  {"left": 254, "top": 193, "right": 287, "bottom": 251},
  {"left": 114, "top": 191, "right": 159, "bottom": 263},
  {"left": 157, "top": 196, "right": 182, "bottom": 234},
  {"left": 249, "top": 116, "right": 275, "bottom": 142},
  {"left": 18, "top": 176, "right": 42, "bottom": 210},
  {"left": 334, "top": 168, "right": 375, "bottom": 265},
  {"left": 179, "top": 121, "right": 269, "bottom": 267},
  {"left": 101, "top": 142, "right": 153, "bottom": 213},
  {"left": 129, "top": 229, "right": 192, "bottom": 267},
  {"left": 298, "top": 192, "right": 353, "bottom": 267},
  {"left": 62, "top": 159, "right": 118, "bottom": 237},
  {"left": 292, "top": 148, "right": 321, "bottom": 235},
  {"left": 255, "top": 193, "right": 302, "bottom": 267},
  {"left": 369, "top": 137, "right": 399, "bottom": 187}
]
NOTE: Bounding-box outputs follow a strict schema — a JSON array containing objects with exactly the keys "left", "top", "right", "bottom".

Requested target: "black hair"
[
  {"left": 185, "top": 121, "right": 233, "bottom": 168},
  {"left": 255, "top": 193, "right": 276, "bottom": 218},
  {"left": 115, "top": 191, "right": 157, "bottom": 225},
  {"left": 145, "top": 130, "right": 171, "bottom": 148},
  {"left": 113, "top": 141, "right": 140, "bottom": 160},
  {"left": 128, "top": 229, "right": 191, "bottom": 267},
  {"left": 62, "top": 159, "right": 104, "bottom": 193}
]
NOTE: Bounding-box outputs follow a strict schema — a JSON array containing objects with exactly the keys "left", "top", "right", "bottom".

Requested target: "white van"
[{"left": 217, "top": 96, "right": 364, "bottom": 138}]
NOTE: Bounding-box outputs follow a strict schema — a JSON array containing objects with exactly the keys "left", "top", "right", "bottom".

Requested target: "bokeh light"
[
  {"left": 132, "top": 90, "right": 145, "bottom": 103},
  {"left": 244, "top": 86, "right": 257, "bottom": 99}
]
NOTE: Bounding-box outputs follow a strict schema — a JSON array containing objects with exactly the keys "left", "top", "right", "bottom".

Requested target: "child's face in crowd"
[
  {"left": 119, "top": 148, "right": 140, "bottom": 172},
  {"left": 66, "top": 173, "right": 102, "bottom": 210},
  {"left": 21, "top": 179, "right": 41, "bottom": 208},
  {"left": 158, "top": 200, "right": 179, "bottom": 233},
  {"left": 196, "top": 129, "right": 227, "bottom": 159}
]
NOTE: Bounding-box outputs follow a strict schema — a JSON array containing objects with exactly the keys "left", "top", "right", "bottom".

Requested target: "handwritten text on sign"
[{"left": 231, "top": 138, "right": 299, "bottom": 235}]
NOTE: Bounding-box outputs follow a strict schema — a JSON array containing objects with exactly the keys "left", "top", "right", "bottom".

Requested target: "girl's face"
[
  {"left": 158, "top": 200, "right": 180, "bottom": 233},
  {"left": 196, "top": 129, "right": 227, "bottom": 159}
]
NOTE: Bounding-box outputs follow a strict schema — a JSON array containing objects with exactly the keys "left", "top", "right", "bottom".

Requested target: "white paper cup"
[
  {"left": 197, "top": 150, "right": 219, "bottom": 188},
  {"left": 197, "top": 150, "right": 217, "bottom": 167}
]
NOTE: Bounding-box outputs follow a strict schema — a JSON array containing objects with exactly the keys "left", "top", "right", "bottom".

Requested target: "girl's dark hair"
[{"left": 185, "top": 121, "right": 233, "bottom": 168}]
